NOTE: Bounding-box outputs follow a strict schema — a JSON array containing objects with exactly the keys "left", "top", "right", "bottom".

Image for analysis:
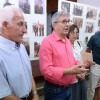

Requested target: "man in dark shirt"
[{"left": 86, "top": 31, "right": 100, "bottom": 100}]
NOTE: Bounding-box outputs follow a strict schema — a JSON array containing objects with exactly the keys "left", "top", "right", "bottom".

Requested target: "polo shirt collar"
[{"left": 52, "top": 31, "right": 66, "bottom": 41}]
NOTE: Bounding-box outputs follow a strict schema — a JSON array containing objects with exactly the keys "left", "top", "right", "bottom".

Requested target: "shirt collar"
[
  {"left": 0, "top": 35, "right": 20, "bottom": 49},
  {"left": 52, "top": 31, "right": 66, "bottom": 42}
]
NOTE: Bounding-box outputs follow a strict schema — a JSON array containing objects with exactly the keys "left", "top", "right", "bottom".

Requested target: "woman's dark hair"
[{"left": 67, "top": 24, "right": 79, "bottom": 38}]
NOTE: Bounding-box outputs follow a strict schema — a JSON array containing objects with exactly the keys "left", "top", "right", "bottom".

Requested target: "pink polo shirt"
[{"left": 39, "top": 31, "right": 79, "bottom": 85}]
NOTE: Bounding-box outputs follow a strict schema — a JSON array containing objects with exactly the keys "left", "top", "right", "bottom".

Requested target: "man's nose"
[{"left": 23, "top": 25, "right": 27, "bottom": 34}]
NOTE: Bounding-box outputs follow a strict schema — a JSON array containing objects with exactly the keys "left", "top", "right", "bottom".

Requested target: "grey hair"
[
  {"left": 52, "top": 11, "right": 70, "bottom": 25},
  {"left": 0, "top": 6, "right": 23, "bottom": 32}
]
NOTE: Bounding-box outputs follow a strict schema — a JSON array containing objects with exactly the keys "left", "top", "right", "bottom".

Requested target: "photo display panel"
[
  {"left": 58, "top": 0, "right": 100, "bottom": 51},
  {"left": 0, "top": 0, "right": 47, "bottom": 60}
]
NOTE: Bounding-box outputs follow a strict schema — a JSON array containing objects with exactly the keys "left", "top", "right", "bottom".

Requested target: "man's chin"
[{"left": 64, "top": 31, "right": 68, "bottom": 35}]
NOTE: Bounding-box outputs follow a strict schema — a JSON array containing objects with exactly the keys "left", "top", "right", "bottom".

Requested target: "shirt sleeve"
[
  {"left": 39, "top": 38, "right": 64, "bottom": 81},
  {"left": 74, "top": 60, "right": 80, "bottom": 65},
  {"left": 0, "top": 61, "right": 11, "bottom": 99},
  {"left": 87, "top": 36, "right": 94, "bottom": 49}
]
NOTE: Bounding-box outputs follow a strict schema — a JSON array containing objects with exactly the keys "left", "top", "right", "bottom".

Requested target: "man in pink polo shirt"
[{"left": 39, "top": 11, "right": 94, "bottom": 100}]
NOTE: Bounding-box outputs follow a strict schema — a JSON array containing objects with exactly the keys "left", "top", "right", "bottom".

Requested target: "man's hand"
[
  {"left": 64, "top": 62, "right": 89, "bottom": 75},
  {"left": 70, "top": 64, "right": 89, "bottom": 74},
  {"left": 1, "top": 95, "right": 22, "bottom": 100},
  {"left": 83, "top": 60, "right": 95, "bottom": 69},
  {"left": 32, "top": 94, "right": 39, "bottom": 100},
  {"left": 76, "top": 73, "right": 85, "bottom": 80}
]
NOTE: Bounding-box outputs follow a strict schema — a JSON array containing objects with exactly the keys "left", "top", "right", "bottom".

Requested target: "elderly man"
[
  {"left": 39, "top": 11, "right": 94, "bottom": 100},
  {"left": 0, "top": 6, "right": 39, "bottom": 100}
]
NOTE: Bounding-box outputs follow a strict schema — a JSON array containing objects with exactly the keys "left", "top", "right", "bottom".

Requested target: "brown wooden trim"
[
  {"left": 31, "top": 60, "right": 41, "bottom": 77},
  {"left": 47, "top": 0, "right": 77, "bottom": 11}
]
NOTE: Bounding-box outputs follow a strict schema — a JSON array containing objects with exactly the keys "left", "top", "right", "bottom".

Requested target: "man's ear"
[
  {"left": 2, "top": 21, "right": 9, "bottom": 29},
  {"left": 52, "top": 23, "right": 56, "bottom": 30}
]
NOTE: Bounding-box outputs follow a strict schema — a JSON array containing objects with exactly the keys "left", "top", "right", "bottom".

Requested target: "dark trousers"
[
  {"left": 72, "top": 79, "right": 87, "bottom": 100},
  {"left": 44, "top": 82, "right": 72, "bottom": 100},
  {"left": 21, "top": 91, "right": 33, "bottom": 100}
]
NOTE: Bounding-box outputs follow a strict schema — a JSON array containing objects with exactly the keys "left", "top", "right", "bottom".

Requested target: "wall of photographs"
[
  {"left": 58, "top": 0, "right": 100, "bottom": 50},
  {"left": 0, "top": 0, "right": 47, "bottom": 60}
]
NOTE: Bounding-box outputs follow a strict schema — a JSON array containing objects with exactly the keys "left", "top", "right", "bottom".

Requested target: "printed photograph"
[
  {"left": 73, "top": 17, "right": 83, "bottom": 28},
  {"left": 35, "top": 0, "right": 44, "bottom": 14},
  {"left": 33, "top": 20, "right": 44, "bottom": 36},
  {"left": 19, "top": 0, "right": 30, "bottom": 14},
  {"left": 22, "top": 37, "right": 30, "bottom": 56},
  {"left": 84, "top": 36, "right": 89, "bottom": 45},
  {"left": 73, "top": 4, "right": 83, "bottom": 16},
  {"left": 25, "top": 22, "right": 27, "bottom": 30},
  {"left": 85, "top": 22, "right": 94, "bottom": 33},
  {"left": 34, "top": 42, "right": 40, "bottom": 57},
  {"left": 98, "top": 20, "right": 100, "bottom": 27},
  {"left": 86, "top": 7, "right": 97, "bottom": 20},
  {"left": 99, "top": 13, "right": 100, "bottom": 18},
  {"left": 61, "top": 2, "right": 70, "bottom": 14}
]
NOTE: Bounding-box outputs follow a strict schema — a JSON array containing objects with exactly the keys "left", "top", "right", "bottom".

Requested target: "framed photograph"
[
  {"left": 61, "top": 2, "right": 70, "bottom": 13},
  {"left": 86, "top": 7, "right": 97, "bottom": 20},
  {"left": 73, "top": 4, "right": 83, "bottom": 16}
]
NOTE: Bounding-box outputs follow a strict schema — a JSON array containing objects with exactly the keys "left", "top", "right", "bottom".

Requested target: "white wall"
[{"left": 77, "top": 0, "right": 100, "bottom": 8}]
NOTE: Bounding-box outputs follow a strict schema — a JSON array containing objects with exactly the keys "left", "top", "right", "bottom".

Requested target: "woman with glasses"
[{"left": 67, "top": 24, "right": 87, "bottom": 100}]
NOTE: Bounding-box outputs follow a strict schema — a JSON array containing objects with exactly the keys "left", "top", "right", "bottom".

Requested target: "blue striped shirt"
[{"left": 0, "top": 36, "right": 32, "bottom": 98}]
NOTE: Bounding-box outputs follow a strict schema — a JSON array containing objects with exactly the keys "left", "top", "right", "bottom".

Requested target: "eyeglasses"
[
  {"left": 55, "top": 19, "right": 71, "bottom": 25},
  {"left": 70, "top": 32, "right": 79, "bottom": 35}
]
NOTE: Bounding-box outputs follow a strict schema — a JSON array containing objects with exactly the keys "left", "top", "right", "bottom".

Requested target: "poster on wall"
[
  {"left": 19, "top": 0, "right": 30, "bottom": 14},
  {"left": 22, "top": 37, "right": 30, "bottom": 56},
  {"left": 34, "top": 0, "right": 45, "bottom": 14},
  {"left": 61, "top": 1, "right": 70, "bottom": 13},
  {"left": 86, "top": 7, "right": 97, "bottom": 20},
  {"left": 0, "top": 0, "right": 47, "bottom": 60},
  {"left": 85, "top": 22, "right": 94, "bottom": 33},
  {"left": 73, "top": 4, "right": 83, "bottom": 16},
  {"left": 58, "top": 0, "right": 99, "bottom": 50},
  {"left": 72, "top": 17, "right": 83, "bottom": 28}
]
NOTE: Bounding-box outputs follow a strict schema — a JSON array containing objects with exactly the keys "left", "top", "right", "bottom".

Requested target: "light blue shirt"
[{"left": 0, "top": 36, "right": 32, "bottom": 98}]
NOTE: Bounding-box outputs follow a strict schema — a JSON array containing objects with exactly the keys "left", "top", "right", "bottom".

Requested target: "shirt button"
[{"left": 13, "top": 48, "right": 15, "bottom": 50}]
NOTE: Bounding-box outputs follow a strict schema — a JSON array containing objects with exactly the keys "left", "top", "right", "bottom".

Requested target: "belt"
[
  {"left": 21, "top": 91, "right": 33, "bottom": 100},
  {"left": 45, "top": 80, "right": 71, "bottom": 89}
]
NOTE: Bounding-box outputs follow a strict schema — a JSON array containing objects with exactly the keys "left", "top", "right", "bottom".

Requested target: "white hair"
[{"left": 0, "top": 6, "right": 23, "bottom": 31}]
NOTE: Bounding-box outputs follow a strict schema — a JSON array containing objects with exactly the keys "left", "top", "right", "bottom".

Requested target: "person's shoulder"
[
  {"left": 41, "top": 6, "right": 43, "bottom": 9},
  {"left": 75, "top": 40, "right": 81, "bottom": 45},
  {"left": 91, "top": 33, "right": 99, "bottom": 40},
  {"left": 20, "top": 44, "right": 26, "bottom": 50},
  {"left": 95, "top": 32, "right": 100, "bottom": 36},
  {"left": 43, "top": 34, "right": 53, "bottom": 41},
  {"left": 89, "top": 34, "right": 95, "bottom": 40},
  {"left": 35, "top": 5, "right": 38, "bottom": 8},
  {"left": 75, "top": 40, "right": 83, "bottom": 48},
  {"left": 41, "top": 34, "right": 54, "bottom": 45}
]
